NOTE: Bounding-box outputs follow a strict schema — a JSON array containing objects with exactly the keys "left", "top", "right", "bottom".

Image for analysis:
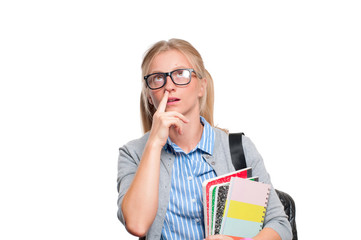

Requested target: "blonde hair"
[{"left": 140, "top": 39, "right": 215, "bottom": 133}]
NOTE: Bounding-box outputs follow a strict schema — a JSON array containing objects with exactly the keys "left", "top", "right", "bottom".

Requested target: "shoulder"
[
  {"left": 242, "top": 135, "right": 257, "bottom": 151},
  {"left": 212, "top": 127, "right": 231, "bottom": 153},
  {"left": 212, "top": 128, "right": 258, "bottom": 152},
  {"left": 119, "top": 132, "right": 150, "bottom": 157},
  {"left": 212, "top": 127, "right": 232, "bottom": 157},
  {"left": 241, "top": 135, "right": 262, "bottom": 160},
  {"left": 213, "top": 127, "right": 229, "bottom": 142}
]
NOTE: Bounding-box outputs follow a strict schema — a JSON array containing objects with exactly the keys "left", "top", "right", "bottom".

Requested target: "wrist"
[{"left": 146, "top": 138, "right": 165, "bottom": 151}]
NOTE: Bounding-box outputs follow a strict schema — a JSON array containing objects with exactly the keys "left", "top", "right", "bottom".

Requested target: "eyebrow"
[{"left": 148, "top": 66, "right": 192, "bottom": 75}]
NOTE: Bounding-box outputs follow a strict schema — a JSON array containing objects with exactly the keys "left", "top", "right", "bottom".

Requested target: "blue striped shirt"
[{"left": 161, "top": 117, "right": 217, "bottom": 240}]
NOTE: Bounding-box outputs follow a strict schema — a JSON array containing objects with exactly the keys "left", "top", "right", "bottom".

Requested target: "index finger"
[{"left": 157, "top": 91, "right": 169, "bottom": 113}]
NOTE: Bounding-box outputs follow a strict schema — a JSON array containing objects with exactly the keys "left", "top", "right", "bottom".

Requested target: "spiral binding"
[{"left": 260, "top": 187, "right": 271, "bottom": 228}]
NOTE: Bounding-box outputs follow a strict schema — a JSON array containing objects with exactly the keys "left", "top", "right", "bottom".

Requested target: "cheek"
[
  {"left": 148, "top": 94, "right": 155, "bottom": 105},
  {"left": 149, "top": 92, "right": 161, "bottom": 107},
  {"left": 146, "top": 90, "right": 155, "bottom": 105}
]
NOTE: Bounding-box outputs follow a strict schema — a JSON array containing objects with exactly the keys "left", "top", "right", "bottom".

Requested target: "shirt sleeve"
[
  {"left": 117, "top": 142, "right": 141, "bottom": 225},
  {"left": 242, "top": 136, "right": 293, "bottom": 240}
]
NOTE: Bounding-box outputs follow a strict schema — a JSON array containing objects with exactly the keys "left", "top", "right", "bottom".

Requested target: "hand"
[
  {"left": 148, "top": 91, "right": 189, "bottom": 148},
  {"left": 204, "top": 234, "right": 235, "bottom": 240}
]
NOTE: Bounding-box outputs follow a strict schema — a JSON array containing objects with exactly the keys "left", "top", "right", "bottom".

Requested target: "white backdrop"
[{"left": 1, "top": 1, "right": 360, "bottom": 239}]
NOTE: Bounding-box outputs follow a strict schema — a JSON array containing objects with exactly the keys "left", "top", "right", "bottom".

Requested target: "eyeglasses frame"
[{"left": 144, "top": 68, "right": 197, "bottom": 90}]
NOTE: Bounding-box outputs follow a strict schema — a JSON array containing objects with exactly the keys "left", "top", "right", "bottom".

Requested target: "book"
[
  {"left": 212, "top": 183, "right": 229, "bottom": 235},
  {"left": 211, "top": 176, "right": 259, "bottom": 235},
  {"left": 210, "top": 182, "right": 229, "bottom": 235},
  {"left": 202, "top": 167, "right": 252, "bottom": 236},
  {"left": 220, "top": 177, "right": 271, "bottom": 239}
]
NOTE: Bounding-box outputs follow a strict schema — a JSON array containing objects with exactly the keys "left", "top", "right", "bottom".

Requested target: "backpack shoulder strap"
[{"left": 228, "top": 132, "right": 247, "bottom": 170}]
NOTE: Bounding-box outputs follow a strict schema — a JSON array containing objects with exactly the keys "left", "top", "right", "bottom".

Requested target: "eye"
[
  {"left": 174, "top": 69, "right": 190, "bottom": 78},
  {"left": 153, "top": 74, "right": 164, "bottom": 82},
  {"left": 147, "top": 73, "right": 165, "bottom": 88}
]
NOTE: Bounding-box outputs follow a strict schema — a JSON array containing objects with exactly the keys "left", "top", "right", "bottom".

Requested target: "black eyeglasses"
[{"left": 144, "top": 68, "right": 197, "bottom": 90}]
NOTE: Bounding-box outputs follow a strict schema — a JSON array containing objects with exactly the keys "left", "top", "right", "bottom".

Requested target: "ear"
[
  {"left": 198, "top": 78, "right": 207, "bottom": 97},
  {"left": 148, "top": 96, "right": 154, "bottom": 105}
]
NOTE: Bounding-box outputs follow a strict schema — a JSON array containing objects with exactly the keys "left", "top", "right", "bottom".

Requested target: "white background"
[{"left": 1, "top": 0, "right": 360, "bottom": 239}]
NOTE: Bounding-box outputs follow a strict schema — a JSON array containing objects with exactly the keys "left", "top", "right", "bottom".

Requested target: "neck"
[{"left": 169, "top": 114, "right": 203, "bottom": 154}]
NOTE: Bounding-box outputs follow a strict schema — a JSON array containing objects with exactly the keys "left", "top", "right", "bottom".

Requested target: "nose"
[{"left": 164, "top": 75, "right": 176, "bottom": 92}]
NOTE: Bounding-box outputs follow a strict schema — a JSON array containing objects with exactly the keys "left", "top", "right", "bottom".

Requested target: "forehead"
[{"left": 149, "top": 49, "right": 193, "bottom": 73}]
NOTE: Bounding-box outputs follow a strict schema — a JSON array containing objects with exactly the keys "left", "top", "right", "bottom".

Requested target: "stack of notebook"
[{"left": 202, "top": 168, "right": 271, "bottom": 239}]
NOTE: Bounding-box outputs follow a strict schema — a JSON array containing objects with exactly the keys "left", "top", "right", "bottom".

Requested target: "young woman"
[{"left": 117, "top": 39, "right": 292, "bottom": 240}]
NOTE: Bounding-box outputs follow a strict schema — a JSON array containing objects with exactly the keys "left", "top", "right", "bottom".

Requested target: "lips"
[{"left": 167, "top": 97, "right": 180, "bottom": 103}]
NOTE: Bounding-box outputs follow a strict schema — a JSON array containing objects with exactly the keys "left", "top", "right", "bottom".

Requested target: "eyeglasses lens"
[
  {"left": 171, "top": 69, "right": 191, "bottom": 85},
  {"left": 147, "top": 74, "right": 165, "bottom": 89}
]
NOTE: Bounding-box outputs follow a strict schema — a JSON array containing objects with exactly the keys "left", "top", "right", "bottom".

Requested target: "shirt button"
[
  {"left": 195, "top": 218, "right": 200, "bottom": 223},
  {"left": 192, "top": 198, "right": 196, "bottom": 203},
  {"left": 188, "top": 176, "right": 193, "bottom": 181}
]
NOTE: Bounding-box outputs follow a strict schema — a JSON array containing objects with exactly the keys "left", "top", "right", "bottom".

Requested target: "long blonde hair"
[{"left": 140, "top": 39, "right": 215, "bottom": 133}]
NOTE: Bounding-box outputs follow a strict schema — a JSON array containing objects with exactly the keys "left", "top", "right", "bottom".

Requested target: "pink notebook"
[{"left": 220, "top": 177, "right": 270, "bottom": 239}]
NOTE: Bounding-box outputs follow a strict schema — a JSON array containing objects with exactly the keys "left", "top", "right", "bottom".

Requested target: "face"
[{"left": 147, "top": 49, "right": 206, "bottom": 117}]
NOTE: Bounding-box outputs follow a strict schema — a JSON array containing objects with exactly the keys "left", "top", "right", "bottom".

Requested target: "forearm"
[
  {"left": 253, "top": 227, "right": 281, "bottom": 240},
  {"left": 121, "top": 141, "right": 162, "bottom": 236},
  {"left": 204, "top": 228, "right": 280, "bottom": 240}
]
